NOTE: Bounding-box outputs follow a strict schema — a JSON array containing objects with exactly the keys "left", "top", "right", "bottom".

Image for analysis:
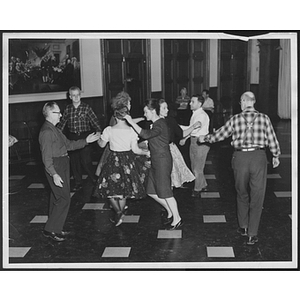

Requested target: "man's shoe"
[
  {"left": 237, "top": 227, "right": 248, "bottom": 236},
  {"left": 43, "top": 230, "right": 65, "bottom": 242},
  {"left": 191, "top": 190, "right": 201, "bottom": 198},
  {"left": 71, "top": 183, "right": 83, "bottom": 192},
  {"left": 247, "top": 236, "right": 258, "bottom": 245}
]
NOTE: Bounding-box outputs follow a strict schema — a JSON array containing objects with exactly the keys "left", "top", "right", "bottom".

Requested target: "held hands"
[
  {"left": 144, "top": 149, "right": 151, "bottom": 157},
  {"left": 272, "top": 157, "right": 280, "bottom": 168},
  {"left": 53, "top": 173, "right": 63, "bottom": 187},
  {"left": 197, "top": 135, "right": 205, "bottom": 144},
  {"left": 179, "top": 139, "right": 186, "bottom": 146},
  {"left": 86, "top": 132, "right": 101, "bottom": 143}
]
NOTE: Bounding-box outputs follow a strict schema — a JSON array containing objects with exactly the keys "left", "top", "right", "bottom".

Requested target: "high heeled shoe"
[
  {"left": 167, "top": 220, "right": 183, "bottom": 230},
  {"left": 162, "top": 216, "right": 173, "bottom": 225},
  {"left": 115, "top": 212, "right": 124, "bottom": 227}
]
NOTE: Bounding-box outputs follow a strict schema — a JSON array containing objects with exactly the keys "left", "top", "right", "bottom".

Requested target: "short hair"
[
  {"left": 69, "top": 86, "right": 81, "bottom": 94},
  {"left": 114, "top": 105, "right": 129, "bottom": 120},
  {"left": 144, "top": 98, "right": 160, "bottom": 115},
  {"left": 241, "top": 91, "right": 256, "bottom": 102},
  {"left": 42, "top": 101, "right": 58, "bottom": 118},
  {"left": 158, "top": 98, "right": 167, "bottom": 115},
  {"left": 111, "top": 91, "right": 131, "bottom": 110},
  {"left": 191, "top": 94, "right": 205, "bottom": 106},
  {"left": 202, "top": 89, "right": 209, "bottom": 95}
]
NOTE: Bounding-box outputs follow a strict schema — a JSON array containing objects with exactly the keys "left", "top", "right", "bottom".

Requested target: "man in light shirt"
[{"left": 180, "top": 94, "right": 210, "bottom": 197}]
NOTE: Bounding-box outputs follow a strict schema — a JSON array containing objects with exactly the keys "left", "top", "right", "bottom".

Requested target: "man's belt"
[{"left": 235, "top": 147, "right": 265, "bottom": 152}]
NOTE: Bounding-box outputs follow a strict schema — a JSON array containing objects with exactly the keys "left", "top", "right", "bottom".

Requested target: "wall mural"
[{"left": 9, "top": 39, "right": 81, "bottom": 95}]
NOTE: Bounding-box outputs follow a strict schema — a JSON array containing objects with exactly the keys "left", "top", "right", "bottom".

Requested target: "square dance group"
[{"left": 39, "top": 86, "right": 280, "bottom": 246}]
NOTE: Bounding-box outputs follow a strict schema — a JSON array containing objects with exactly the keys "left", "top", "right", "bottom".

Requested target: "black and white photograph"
[{"left": 3, "top": 31, "right": 297, "bottom": 271}]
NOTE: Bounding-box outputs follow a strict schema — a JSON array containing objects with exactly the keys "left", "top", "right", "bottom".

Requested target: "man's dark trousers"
[
  {"left": 44, "top": 156, "right": 71, "bottom": 234},
  {"left": 231, "top": 149, "right": 268, "bottom": 237}
]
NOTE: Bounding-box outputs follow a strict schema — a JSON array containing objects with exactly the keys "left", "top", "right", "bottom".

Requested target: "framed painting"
[{"left": 9, "top": 39, "right": 81, "bottom": 95}]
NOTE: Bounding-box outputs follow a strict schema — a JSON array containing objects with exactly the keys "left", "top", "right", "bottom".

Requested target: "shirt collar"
[
  {"left": 72, "top": 102, "right": 82, "bottom": 109},
  {"left": 192, "top": 107, "right": 203, "bottom": 114},
  {"left": 243, "top": 106, "right": 256, "bottom": 112}
]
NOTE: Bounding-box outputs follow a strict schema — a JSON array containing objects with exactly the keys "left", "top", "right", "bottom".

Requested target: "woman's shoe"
[
  {"left": 163, "top": 216, "right": 173, "bottom": 225},
  {"left": 115, "top": 212, "right": 124, "bottom": 227},
  {"left": 167, "top": 220, "right": 183, "bottom": 230}
]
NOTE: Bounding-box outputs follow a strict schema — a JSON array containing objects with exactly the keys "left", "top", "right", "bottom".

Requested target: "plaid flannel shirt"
[
  {"left": 57, "top": 102, "right": 101, "bottom": 134},
  {"left": 205, "top": 107, "right": 281, "bottom": 157}
]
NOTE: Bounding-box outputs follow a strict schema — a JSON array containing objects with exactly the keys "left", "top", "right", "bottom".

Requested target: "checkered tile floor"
[{"left": 6, "top": 120, "right": 294, "bottom": 268}]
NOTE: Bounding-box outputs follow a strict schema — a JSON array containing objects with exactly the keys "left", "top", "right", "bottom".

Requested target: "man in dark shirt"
[
  {"left": 201, "top": 91, "right": 280, "bottom": 245},
  {"left": 39, "top": 101, "right": 100, "bottom": 242},
  {"left": 57, "top": 86, "right": 101, "bottom": 191}
]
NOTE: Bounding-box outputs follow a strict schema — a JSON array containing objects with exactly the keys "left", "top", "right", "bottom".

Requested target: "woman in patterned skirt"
[
  {"left": 94, "top": 105, "right": 150, "bottom": 226},
  {"left": 95, "top": 92, "right": 144, "bottom": 177}
]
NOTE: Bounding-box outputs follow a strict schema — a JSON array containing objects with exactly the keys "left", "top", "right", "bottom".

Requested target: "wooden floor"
[{"left": 5, "top": 119, "right": 296, "bottom": 269}]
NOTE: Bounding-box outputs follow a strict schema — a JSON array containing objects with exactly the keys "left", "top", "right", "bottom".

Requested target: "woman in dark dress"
[
  {"left": 124, "top": 99, "right": 182, "bottom": 230},
  {"left": 158, "top": 99, "right": 201, "bottom": 188}
]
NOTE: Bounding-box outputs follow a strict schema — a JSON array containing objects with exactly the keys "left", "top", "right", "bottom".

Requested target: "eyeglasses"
[
  {"left": 239, "top": 99, "right": 245, "bottom": 105},
  {"left": 52, "top": 111, "right": 61, "bottom": 114}
]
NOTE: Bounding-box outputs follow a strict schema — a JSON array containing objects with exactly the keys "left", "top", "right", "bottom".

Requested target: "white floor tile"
[
  {"left": 27, "top": 183, "right": 45, "bottom": 189},
  {"left": 200, "top": 192, "right": 220, "bottom": 198},
  {"left": 203, "top": 215, "right": 226, "bottom": 223},
  {"left": 9, "top": 175, "right": 25, "bottom": 180},
  {"left": 267, "top": 174, "right": 281, "bottom": 179},
  {"left": 157, "top": 230, "right": 182, "bottom": 239},
  {"left": 207, "top": 247, "right": 235, "bottom": 258},
  {"left": 9, "top": 247, "right": 31, "bottom": 258},
  {"left": 204, "top": 174, "right": 216, "bottom": 179},
  {"left": 102, "top": 247, "right": 131, "bottom": 257},
  {"left": 122, "top": 215, "right": 140, "bottom": 223},
  {"left": 274, "top": 191, "right": 292, "bottom": 198},
  {"left": 30, "top": 215, "right": 48, "bottom": 223},
  {"left": 82, "top": 203, "right": 105, "bottom": 210}
]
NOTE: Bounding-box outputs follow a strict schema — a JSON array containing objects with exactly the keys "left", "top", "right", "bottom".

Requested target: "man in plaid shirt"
[
  {"left": 57, "top": 86, "right": 101, "bottom": 192},
  {"left": 202, "top": 91, "right": 280, "bottom": 245}
]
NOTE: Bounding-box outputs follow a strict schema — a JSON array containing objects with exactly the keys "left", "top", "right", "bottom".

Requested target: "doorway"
[
  {"left": 102, "top": 39, "right": 150, "bottom": 119},
  {"left": 162, "top": 39, "right": 209, "bottom": 102}
]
